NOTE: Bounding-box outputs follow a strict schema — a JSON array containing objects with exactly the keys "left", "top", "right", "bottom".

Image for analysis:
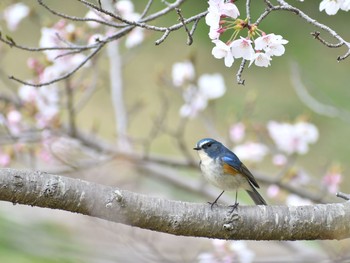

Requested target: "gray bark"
[{"left": 0, "top": 168, "right": 349, "bottom": 240}]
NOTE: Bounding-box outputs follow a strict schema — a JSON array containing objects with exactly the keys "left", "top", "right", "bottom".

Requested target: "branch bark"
[{"left": 1, "top": 168, "right": 349, "bottom": 241}]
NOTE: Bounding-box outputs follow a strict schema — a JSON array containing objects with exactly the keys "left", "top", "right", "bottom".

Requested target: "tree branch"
[{"left": 1, "top": 168, "right": 349, "bottom": 241}]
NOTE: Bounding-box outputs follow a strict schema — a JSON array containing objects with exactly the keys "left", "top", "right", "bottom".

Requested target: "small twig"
[
  {"left": 263, "top": 0, "right": 274, "bottom": 8},
  {"left": 9, "top": 44, "right": 104, "bottom": 87},
  {"left": 155, "top": 30, "right": 170, "bottom": 45},
  {"left": 311, "top": 31, "right": 344, "bottom": 48},
  {"left": 175, "top": 8, "right": 193, "bottom": 45},
  {"left": 236, "top": 59, "right": 247, "bottom": 85},
  {"left": 246, "top": 0, "right": 251, "bottom": 24},
  {"left": 37, "top": 0, "right": 123, "bottom": 28},
  {"left": 336, "top": 192, "right": 350, "bottom": 201},
  {"left": 140, "top": 0, "right": 154, "bottom": 19}
]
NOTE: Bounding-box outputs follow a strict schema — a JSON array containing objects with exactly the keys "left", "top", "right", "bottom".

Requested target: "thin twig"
[
  {"left": 236, "top": 59, "right": 247, "bottom": 85},
  {"left": 175, "top": 8, "right": 193, "bottom": 45},
  {"left": 311, "top": 31, "right": 344, "bottom": 48},
  {"left": 9, "top": 44, "right": 104, "bottom": 87}
]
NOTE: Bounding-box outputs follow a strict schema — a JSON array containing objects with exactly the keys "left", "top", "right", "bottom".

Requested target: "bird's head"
[{"left": 193, "top": 138, "right": 223, "bottom": 159}]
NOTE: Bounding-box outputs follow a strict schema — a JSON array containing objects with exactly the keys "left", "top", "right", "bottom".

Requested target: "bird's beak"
[{"left": 193, "top": 147, "right": 200, "bottom": 151}]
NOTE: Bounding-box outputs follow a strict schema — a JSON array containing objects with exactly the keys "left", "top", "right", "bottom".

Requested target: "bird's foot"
[{"left": 228, "top": 202, "right": 239, "bottom": 214}]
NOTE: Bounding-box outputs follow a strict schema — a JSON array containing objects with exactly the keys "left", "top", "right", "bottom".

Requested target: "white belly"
[{"left": 198, "top": 151, "right": 250, "bottom": 191}]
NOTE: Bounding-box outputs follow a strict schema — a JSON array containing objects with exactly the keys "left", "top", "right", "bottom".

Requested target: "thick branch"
[{"left": 1, "top": 168, "right": 349, "bottom": 240}]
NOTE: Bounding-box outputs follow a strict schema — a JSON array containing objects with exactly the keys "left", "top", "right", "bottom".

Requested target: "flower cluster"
[
  {"left": 322, "top": 165, "right": 342, "bottom": 194},
  {"left": 206, "top": 0, "right": 288, "bottom": 68},
  {"left": 320, "top": 0, "right": 350, "bottom": 15},
  {"left": 171, "top": 61, "right": 226, "bottom": 118},
  {"left": 267, "top": 121, "right": 319, "bottom": 155},
  {"left": 18, "top": 85, "right": 60, "bottom": 129},
  {"left": 39, "top": 20, "right": 90, "bottom": 83}
]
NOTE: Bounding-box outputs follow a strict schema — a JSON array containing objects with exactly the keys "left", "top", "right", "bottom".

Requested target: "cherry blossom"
[
  {"left": 179, "top": 73, "right": 226, "bottom": 118},
  {"left": 229, "top": 122, "right": 245, "bottom": 143},
  {"left": 0, "top": 151, "right": 10, "bottom": 167},
  {"left": 212, "top": 40, "right": 234, "bottom": 67},
  {"left": 205, "top": 0, "right": 239, "bottom": 40},
  {"left": 85, "top": 10, "right": 104, "bottom": 28},
  {"left": 233, "top": 142, "right": 269, "bottom": 162},
  {"left": 18, "top": 85, "right": 38, "bottom": 103},
  {"left": 198, "top": 73, "right": 226, "bottom": 99},
  {"left": 7, "top": 110, "right": 22, "bottom": 135},
  {"left": 249, "top": 52, "right": 271, "bottom": 67},
  {"left": 267, "top": 121, "right": 319, "bottom": 155},
  {"left": 18, "top": 84, "right": 60, "bottom": 129},
  {"left": 171, "top": 61, "right": 195, "bottom": 87},
  {"left": 3, "top": 3, "right": 30, "bottom": 31},
  {"left": 322, "top": 168, "right": 342, "bottom": 194},
  {"left": 115, "top": 0, "right": 135, "bottom": 17},
  {"left": 267, "top": 184, "right": 280, "bottom": 199},
  {"left": 231, "top": 37, "right": 255, "bottom": 60},
  {"left": 125, "top": 27, "right": 144, "bottom": 48},
  {"left": 320, "top": 0, "right": 342, "bottom": 15},
  {"left": 341, "top": 0, "right": 350, "bottom": 10},
  {"left": 272, "top": 154, "right": 287, "bottom": 166}
]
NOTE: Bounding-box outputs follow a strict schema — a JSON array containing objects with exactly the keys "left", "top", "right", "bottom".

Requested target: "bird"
[{"left": 193, "top": 138, "right": 267, "bottom": 211}]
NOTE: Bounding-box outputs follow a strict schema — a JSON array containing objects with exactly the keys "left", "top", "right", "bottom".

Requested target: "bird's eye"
[{"left": 204, "top": 142, "right": 212, "bottom": 149}]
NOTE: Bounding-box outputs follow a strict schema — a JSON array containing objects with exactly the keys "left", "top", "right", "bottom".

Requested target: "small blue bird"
[{"left": 194, "top": 138, "right": 266, "bottom": 210}]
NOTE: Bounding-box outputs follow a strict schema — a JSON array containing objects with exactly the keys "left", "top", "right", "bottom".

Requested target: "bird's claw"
[
  {"left": 228, "top": 202, "right": 239, "bottom": 214},
  {"left": 207, "top": 201, "right": 218, "bottom": 210}
]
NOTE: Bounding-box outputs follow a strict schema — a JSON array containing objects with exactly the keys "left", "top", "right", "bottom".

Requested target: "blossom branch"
[{"left": 9, "top": 44, "right": 104, "bottom": 87}]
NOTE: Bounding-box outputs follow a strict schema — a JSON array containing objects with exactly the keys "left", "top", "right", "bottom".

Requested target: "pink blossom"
[
  {"left": 125, "top": 27, "right": 144, "bottom": 48},
  {"left": 0, "top": 152, "right": 10, "bottom": 167},
  {"left": 320, "top": 0, "right": 342, "bottom": 15},
  {"left": 205, "top": 0, "right": 239, "bottom": 40},
  {"left": 6, "top": 110, "right": 22, "bottom": 135},
  {"left": 231, "top": 37, "right": 255, "bottom": 60},
  {"left": 171, "top": 61, "right": 195, "bottom": 87},
  {"left": 341, "top": 0, "right": 350, "bottom": 11},
  {"left": 3, "top": 3, "right": 30, "bottom": 31},
  {"left": 18, "top": 85, "right": 38, "bottom": 103},
  {"left": 322, "top": 170, "right": 342, "bottom": 194},
  {"left": 179, "top": 74, "right": 226, "bottom": 118},
  {"left": 39, "top": 20, "right": 89, "bottom": 77},
  {"left": 229, "top": 122, "right": 245, "bottom": 143},
  {"left": 233, "top": 142, "right": 269, "bottom": 162},
  {"left": 267, "top": 184, "right": 280, "bottom": 199},
  {"left": 249, "top": 52, "right": 271, "bottom": 67},
  {"left": 198, "top": 73, "right": 226, "bottom": 99},
  {"left": 254, "top": 33, "right": 288, "bottom": 57},
  {"left": 85, "top": 10, "right": 103, "bottom": 28},
  {"left": 267, "top": 121, "right": 318, "bottom": 155},
  {"left": 115, "top": 0, "right": 135, "bottom": 18},
  {"left": 212, "top": 39, "right": 234, "bottom": 67},
  {"left": 272, "top": 154, "right": 287, "bottom": 166}
]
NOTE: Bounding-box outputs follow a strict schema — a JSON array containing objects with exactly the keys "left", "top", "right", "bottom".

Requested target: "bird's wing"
[{"left": 221, "top": 155, "right": 260, "bottom": 188}]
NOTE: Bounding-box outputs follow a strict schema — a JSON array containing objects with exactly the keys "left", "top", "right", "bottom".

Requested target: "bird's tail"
[{"left": 246, "top": 187, "right": 267, "bottom": 205}]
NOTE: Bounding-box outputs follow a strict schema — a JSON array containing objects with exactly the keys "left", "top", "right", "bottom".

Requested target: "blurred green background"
[{"left": 1, "top": 0, "right": 350, "bottom": 262}]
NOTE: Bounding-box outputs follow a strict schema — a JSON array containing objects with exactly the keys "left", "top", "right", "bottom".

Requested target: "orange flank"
[{"left": 222, "top": 163, "right": 240, "bottom": 176}]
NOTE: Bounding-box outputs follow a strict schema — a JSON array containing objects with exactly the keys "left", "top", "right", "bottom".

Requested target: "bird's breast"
[{"left": 198, "top": 153, "right": 250, "bottom": 191}]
